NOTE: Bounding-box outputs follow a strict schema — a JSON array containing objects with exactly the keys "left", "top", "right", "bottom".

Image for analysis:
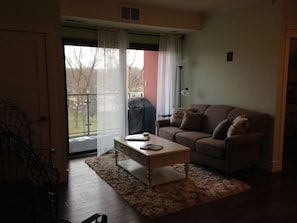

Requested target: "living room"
[
  {"left": 1, "top": 0, "right": 297, "bottom": 222},
  {"left": 58, "top": 0, "right": 295, "bottom": 174}
]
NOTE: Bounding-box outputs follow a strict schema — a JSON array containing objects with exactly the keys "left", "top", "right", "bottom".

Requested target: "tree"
[
  {"left": 127, "top": 50, "right": 144, "bottom": 97},
  {"left": 65, "top": 46, "right": 144, "bottom": 136},
  {"left": 65, "top": 45, "right": 100, "bottom": 134}
]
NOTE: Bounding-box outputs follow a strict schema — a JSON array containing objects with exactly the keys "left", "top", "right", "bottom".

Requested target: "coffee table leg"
[
  {"left": 115, "top": 150, "right": 118, "bottom": 165},
  {"left": 185, "top": 162, "right": 189, "bottom": 179},
  {"left": 147, "top": 169, "right": 152, "bottom": 188}
]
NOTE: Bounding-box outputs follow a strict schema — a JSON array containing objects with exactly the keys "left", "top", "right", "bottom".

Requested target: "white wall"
[{"left": 182, "top": 0, "right": 283, "bottom": 170}]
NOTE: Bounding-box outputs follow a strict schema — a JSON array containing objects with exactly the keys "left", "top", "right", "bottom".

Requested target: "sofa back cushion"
[
  {"left": 201, "top": 105, "right": 233, "bottom": 134},
  {"left": 189, "top": 104, "right": 210, "bottom": 114},
  {"left": 226, "top": 108, "right": 269, "bottom": 133}
]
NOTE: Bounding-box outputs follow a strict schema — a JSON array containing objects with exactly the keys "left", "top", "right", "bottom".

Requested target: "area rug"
[{"left": 85, "top": 153, "right": 250, "bottom": 219}]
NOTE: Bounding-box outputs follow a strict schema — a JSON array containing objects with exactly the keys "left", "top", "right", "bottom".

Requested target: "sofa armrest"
[
  {"left": 224, "top": 132, "right": 265, "bottom": 148},
  {"left": 155, "top": 119, "right": 170, "bottom": 128},
  {"left": 224, "top": 132, "right": 265, "bottom": 176},
  {"left": 155, "top": 119, "right": 171, "bottom": 135}
]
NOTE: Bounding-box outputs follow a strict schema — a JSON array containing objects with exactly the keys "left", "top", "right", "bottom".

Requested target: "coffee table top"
[{"left": 114, "top": 134, "right": 190, "bottom": 156}]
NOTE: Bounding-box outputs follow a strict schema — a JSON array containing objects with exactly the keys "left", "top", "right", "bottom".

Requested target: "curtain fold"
[
  {"left": 156, "top": 34, "right": 180, "bottom": 118},
  {"left": 96, "top": 30, "right": 128, "bottom": 155}
]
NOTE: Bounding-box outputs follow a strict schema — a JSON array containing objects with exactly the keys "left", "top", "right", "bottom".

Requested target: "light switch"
[{"left": 227, "top": 52, "right": 233, "bottom": 62}]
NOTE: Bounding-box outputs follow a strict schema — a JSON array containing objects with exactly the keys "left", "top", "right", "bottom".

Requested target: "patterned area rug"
[{"left": 85, "top": 153, "right": 250, "bottom": 219}]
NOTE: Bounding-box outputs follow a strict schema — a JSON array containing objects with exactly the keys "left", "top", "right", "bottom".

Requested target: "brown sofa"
[{"left": 155, "top": 104, "right": 269, "bottom": 177}]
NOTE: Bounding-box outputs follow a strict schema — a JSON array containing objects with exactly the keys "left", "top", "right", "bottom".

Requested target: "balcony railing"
[
  {"left": 67, "top": 93, "right": 97, "bottom": 138},
  {"left": 67, "top": 92, "right": 144, "bottom": 138}
]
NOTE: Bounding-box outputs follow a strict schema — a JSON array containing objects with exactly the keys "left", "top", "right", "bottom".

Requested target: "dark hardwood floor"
[{"left": 57, "top": 140, "right": 297, "bottom": 223}]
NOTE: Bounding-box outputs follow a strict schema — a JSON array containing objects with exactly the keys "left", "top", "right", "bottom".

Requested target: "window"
[{"left": 63, "top": 35, "right": 159, "bottom": 156}]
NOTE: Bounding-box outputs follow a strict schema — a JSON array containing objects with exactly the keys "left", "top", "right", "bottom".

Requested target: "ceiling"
[{"left": 117, "top": 0, "right": 265, "bottom": 14}]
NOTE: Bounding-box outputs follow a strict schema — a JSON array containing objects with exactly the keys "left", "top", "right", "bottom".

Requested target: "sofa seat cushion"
[
  {"left": 175, "top": 131, "right": 211, "bottom": 150},
  {"left": 159, "top": 126, "right": 186, "bottom": 141},
  {"left": 195, "top": 137, "right": 225, "bottom": 159}
]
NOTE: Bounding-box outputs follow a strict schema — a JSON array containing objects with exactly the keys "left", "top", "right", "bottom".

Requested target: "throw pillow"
[
  {"left": 227, "top": 115, "right": 250, "bottom": 137},
  {"left": 212, "top": 119, "right": 231, "bottom": 139},
  {"left": 170, "top": 107, "right": 197, "bottom": 127},
  {"left": 180, "top": 112, "right": 203, "bottom": 131}
]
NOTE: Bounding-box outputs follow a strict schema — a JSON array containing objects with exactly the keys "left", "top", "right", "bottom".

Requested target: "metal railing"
[
  {"left": 67, "top": 92, "right": 144, "bottom": 138},
  {"left": 67, "top": 93, "right": 97, "bottom": 138}
]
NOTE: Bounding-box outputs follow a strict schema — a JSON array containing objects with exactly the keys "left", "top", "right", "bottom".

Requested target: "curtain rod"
[{"left": 61, "top": 24, "right": 180, "bottom": 38}]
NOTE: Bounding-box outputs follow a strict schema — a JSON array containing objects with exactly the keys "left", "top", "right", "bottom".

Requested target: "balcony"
[
  {"left": 67, "top": 93, "right": 97, "bottom": 155},
  {"left": 67, "top": 92, "right": 152, "bottom": 155}
]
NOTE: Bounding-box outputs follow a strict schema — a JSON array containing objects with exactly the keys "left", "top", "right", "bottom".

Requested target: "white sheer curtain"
[
  {"left": 96, "top": 30, "right": 128, "bottom": 155},
  {"left": 156, "top": 34, "right": 181, "bottom": 118}
]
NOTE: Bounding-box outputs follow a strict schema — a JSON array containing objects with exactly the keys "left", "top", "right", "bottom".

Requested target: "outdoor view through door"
[{"left": 64, "top": 44, "right": 158, "bottom": 156}]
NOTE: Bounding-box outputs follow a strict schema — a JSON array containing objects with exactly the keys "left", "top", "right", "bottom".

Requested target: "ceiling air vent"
[
  {"left": 121, "top": 6, "right": 130, "bottom": 19},
  {"left": 121, "top": 6, "right": 140, "bottom": 21},
  {"left": 130, "top": 8, "right": 140, "bottom": 21}
]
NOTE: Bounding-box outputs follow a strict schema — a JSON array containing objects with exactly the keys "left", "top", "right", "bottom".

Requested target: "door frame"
[{"left": 273, "top": 28, "right": 297, "bottom": 172}]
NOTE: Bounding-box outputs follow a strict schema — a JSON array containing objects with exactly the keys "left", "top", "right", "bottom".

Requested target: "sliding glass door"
[{"left": 63, "top": 40, "right": 158, "bottom": 156}]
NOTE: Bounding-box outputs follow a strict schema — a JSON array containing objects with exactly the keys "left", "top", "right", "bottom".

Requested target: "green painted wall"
[
  {"left": 182, "top": 0, "right": 283, "bottom": 170},
  {"left": 182, "top": 1, "right": 282, "bottom": 115}
]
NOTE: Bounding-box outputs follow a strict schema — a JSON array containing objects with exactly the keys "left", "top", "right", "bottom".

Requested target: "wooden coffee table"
[{"left": 114, "top": 134, "right": 190, "bottom": 188}]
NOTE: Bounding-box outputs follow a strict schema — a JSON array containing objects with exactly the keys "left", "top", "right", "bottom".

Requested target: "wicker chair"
[
  {"left": 0, "top": 100, "right": 107, "bottom": 223},
  {"left": 0, "top": 126, "right": 55, "bottom": 222}
]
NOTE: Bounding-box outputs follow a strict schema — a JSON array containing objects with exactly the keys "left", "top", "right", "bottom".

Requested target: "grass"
[
  {"left": 67, "top": 111, "right": 119, "bottom": 138},
  {"left": 68, "top": 111, "right": 97, "bottom": 137}
]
